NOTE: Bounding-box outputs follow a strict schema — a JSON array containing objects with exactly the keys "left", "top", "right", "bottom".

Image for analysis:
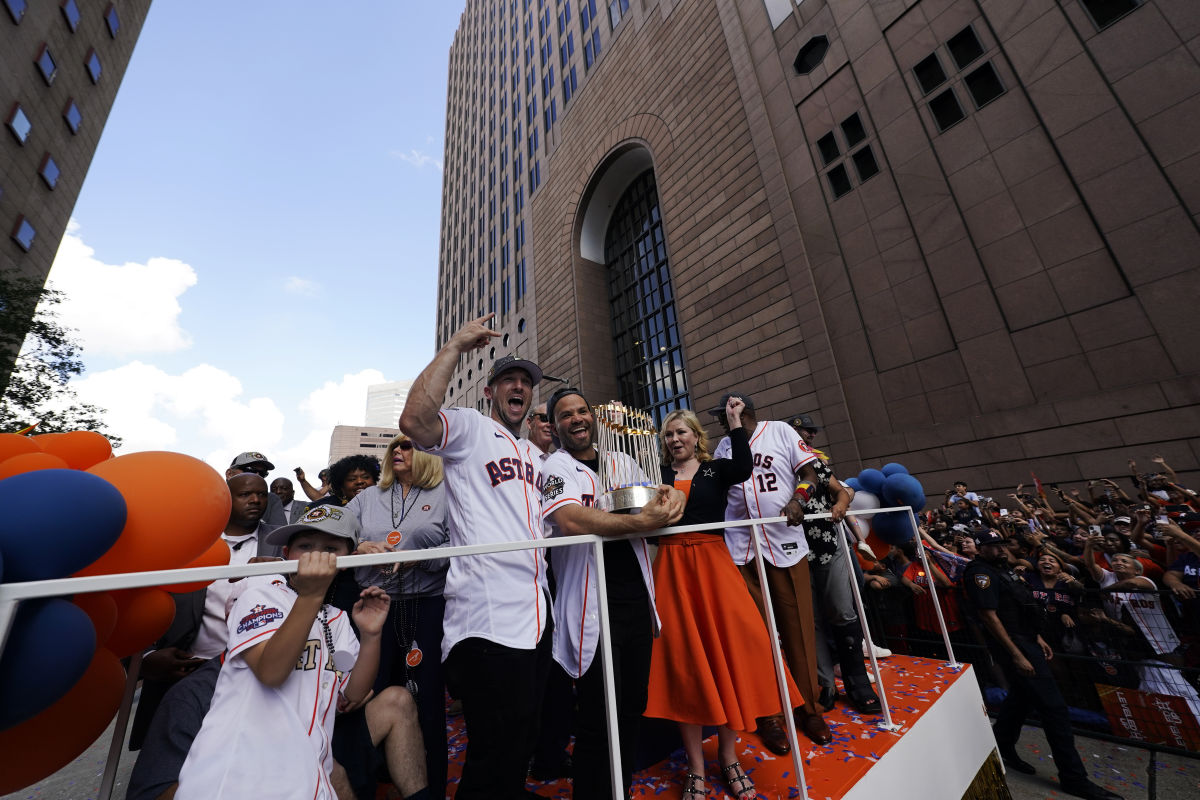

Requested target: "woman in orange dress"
[{"left": 646, "top": 397, "right": 802, "bottom": 799}]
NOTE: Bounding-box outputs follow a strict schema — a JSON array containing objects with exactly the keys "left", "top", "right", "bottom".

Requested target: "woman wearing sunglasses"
[{"left": 346, "top": 435, "right": 451, "bottom": 795}]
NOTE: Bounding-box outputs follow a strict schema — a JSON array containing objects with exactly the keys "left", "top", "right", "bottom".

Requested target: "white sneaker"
[{"left": 863, "top": 640, "right": 892, "bottom": 659}]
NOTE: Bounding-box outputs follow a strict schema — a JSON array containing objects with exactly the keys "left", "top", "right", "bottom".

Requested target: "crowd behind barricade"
[
  {"left": 856, "top": 464, "right": 1200, "bottom": 754},
  {"left": 117, "top": 315, "right": 1167, "bottom": 800}
]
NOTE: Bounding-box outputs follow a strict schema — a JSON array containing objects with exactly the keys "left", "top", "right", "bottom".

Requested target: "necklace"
[
  {"left": 389, "top": 483, "right": 422, "bottom": 529},
  {"left": 386, "top": 483, "right": 423, "bottom": 697},
  {"left": 286, "top": 577, "right": 355, "bottom": 673}
]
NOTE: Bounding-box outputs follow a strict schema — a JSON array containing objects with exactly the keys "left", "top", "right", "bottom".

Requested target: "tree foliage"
[{"left": 0, "top": 273, "right": 122, "bottom": 446}]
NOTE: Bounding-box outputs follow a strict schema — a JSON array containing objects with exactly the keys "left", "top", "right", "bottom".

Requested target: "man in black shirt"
[{"left": 964, "top": 531, "right": 1122, "bottom": 800}]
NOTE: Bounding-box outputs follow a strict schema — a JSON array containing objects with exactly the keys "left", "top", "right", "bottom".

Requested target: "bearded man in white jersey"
[
  {"left": 540, "top": 388, "right": 684, "bottom": 799},
  {"left": 401, "top": 313, "right": 552, "bottom": 800}
]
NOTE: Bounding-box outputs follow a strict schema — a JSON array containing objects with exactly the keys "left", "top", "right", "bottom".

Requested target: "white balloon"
[{"left": 848, "top": 489, "right": 880, "bottom": 522}]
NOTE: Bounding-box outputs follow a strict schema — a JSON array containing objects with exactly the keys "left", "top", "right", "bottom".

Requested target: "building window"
[
  {"left": 826, "top": 164, "right": 852, "bottom": 198},
  {"left": 61, "top": 0, "right": 80, "bottom": 31},
  {"left": 1080, "top": 0, "right": 1142, "bottom": 29},
  {"left": 840, "top": 113, "right": 866, "bottom": 147},
  {"left": 946, "top": 26, "right": 984, "bottom": 70},
  {"left": 964, "top": 62, "right": 1005, "bottom": 109},
  {"left": 816, "top": 132, "right": 839, "bottom": 165},
  {"left": 104, "top": 4, "right": 119, "bottom": 36},
  {"left": 11, "top": 215, "right": 36, "bottom": 252},
  {"left": 851, "top": 147, "right": 880, "bottom": 182},
  {"left": 5, "top": 103, "right": 32, "bottom": 144},
  {"left": 608, "top": 0, "right": 628, "bottom": 30},
  {"left": 793, "top": 35, "right": 829, "bottom": 75},
  {"left": 606, "top": 169, "right": 690, "bottom": 425},
  {"left": 85, "top": 48, "right": 102, "bottom": 83},
  {"left": 3, "top": 0, "right": 25, "bottom": 24},
  {"left": 815, "top": 108, "right": 882, "bottom": 200},
  {"left": 63, "top": 98, "right": 82, "bottom": 133},
  {"left": 38, "top": 153, "right": 60, "bottom": 189},
  {"left": 913, "top": 53, "right": 946, "bottom": 95},
  {"left": 929, "top": 87, "right": 965, "bottom": 131},
  {"left": 35, "top": 44, "right": 58, "bottom": 85}
]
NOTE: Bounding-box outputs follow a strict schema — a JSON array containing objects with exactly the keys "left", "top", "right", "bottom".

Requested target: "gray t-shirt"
[{"left": 346, "top": 482, "right": 449, "bottom": 598}]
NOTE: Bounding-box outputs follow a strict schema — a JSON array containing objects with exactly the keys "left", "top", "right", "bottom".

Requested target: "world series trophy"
[{"left": 593, "top": 401, "right": 660, "bottom": 513}]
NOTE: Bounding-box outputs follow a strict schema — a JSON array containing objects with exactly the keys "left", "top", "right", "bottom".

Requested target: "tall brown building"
[
  {"left": 437, "top": 0, "right": 1199, "bottom": 492},
  {"left": 1, "top": 0, "right": 153, "bottom": 386}
]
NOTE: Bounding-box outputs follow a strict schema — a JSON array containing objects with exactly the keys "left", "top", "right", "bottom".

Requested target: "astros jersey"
[
  {"left": 422, "top": 406, "right": 548, "bottom": 660},
  {"left": 714, "top": 420, "right": 818, "bottom": 567},
  {"left": 176, "top": 575, "right": 359, "bottom": 800},
  {"left": 540, "top": 450, "right": 659, "bottom": 677},
  {"left": 1100, "top": 570, "right": 1180, "bottom": 655}
]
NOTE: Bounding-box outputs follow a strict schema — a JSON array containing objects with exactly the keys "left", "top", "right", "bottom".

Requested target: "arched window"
[{"left": 604, "top": 170, "right": 689, "bottom": 425}]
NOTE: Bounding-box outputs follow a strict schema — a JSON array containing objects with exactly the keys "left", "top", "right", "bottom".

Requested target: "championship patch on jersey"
[
  {"left": 974, "top": 574, "right": 991, "bottom": 589},
  {"left": 301, "top": 506, "right": 342, "bottom": 523},
  {"left": 237, "top": 604, "right": 284, "bottom": 633},
  {"left": 542, "top": 474, "right": 564, "bottom": 500}
]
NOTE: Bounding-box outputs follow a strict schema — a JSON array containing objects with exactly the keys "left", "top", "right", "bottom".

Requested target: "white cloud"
[
  {"left": 46, "top": 223, "right": 197, "bottom": 357},
  {"left": 300, "top": 369, "right": 387, "bottom": 428},
  {"left": 284, "top": 276, "right": 320, "bottom": 296},
  {"left": 390, "top": 148, "right": 443, "bottom": 172}
]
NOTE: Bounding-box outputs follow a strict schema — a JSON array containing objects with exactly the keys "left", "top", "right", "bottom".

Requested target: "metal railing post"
[
  {"left": 590, "top": 537, "right": 625, "bottom": 799},
  {"left": 97, "top": 652, "right": 141, "bottom": 800},
  {"left": 907, "top": 509, "right": 960, "bottom": 668}
]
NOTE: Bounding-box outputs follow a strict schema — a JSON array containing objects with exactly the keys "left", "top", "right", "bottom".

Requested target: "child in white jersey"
[{"left": 177, "top": 506, "right": 389, "bottom": 800}]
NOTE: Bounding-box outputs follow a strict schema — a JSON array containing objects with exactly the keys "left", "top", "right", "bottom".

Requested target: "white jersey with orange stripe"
[
  {"left": 423, "top": 406, "right": 549, "bottom": 661},
  {"left": 540, "top": 449, "right": 658, "bottom": 678},
  {"left": 177, "top": 575, "right": 357, "bottom": 800},
  {"left": 714, "top": 420, "right": 819, "bottom": 567},
  {"left": 1100, "top": 569, "right": 1181, "bottom": 656}
]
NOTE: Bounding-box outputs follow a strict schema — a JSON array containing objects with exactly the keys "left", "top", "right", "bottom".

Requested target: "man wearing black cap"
[
  {"left": 226, "top": 451, "right": 288, "bottom": 538},
  {"left": 401, "top": 313, "right": 551, "bottom": 800},
  {"left": 964, "top": 531, "right": 1123, "bottom": 799}
]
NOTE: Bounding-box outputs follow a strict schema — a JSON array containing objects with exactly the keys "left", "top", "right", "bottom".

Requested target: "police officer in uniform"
[{"left": 964, "top": 531, "right": 1122, "bottom": 800}]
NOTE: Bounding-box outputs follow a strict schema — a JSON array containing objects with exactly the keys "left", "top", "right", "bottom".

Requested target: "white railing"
[{"left": 0, "top": 506, "right": 957, "bottom": 800}]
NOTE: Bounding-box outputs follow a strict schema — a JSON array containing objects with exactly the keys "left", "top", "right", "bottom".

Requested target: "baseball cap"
[
  {"left": 1113, "top": 516, "right": 1132, "bottom": 525},
  {"left": 264, "top": 505, "right": 361, "bottom": 549},
  {"left": 546, "top": 387, "right": 588, "bottom": 424},
  {"left": 230, "top": 451, "right": 275, "bottom": 471},
  {"left": 975, "top": 530, "right": 1005, "bottom": 546},
  {"left": 487, "top": 354, "right": 543, "bottom": 386},
  {"left": 708, "top": 392, "right": 755, "bottom": 416},
  {"left": 790, "top": 414, "right": 819, "bottom": 433}
]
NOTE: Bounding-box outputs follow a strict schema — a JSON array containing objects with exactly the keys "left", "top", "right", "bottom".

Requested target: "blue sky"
[{"left": 46, "top": 1, "right": 467, "bottom": 479}]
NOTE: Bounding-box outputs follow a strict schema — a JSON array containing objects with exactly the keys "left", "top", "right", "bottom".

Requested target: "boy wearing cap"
[{"left": 176, "top": 507, "right": 390, "bottom": 800}]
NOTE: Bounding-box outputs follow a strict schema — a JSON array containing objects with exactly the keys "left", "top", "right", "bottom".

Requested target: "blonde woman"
[
  {"left": 645, "top": 399, "right": 803, "bottom": 799},
  {"left": 347, "top": 434, "right": 450, "bottom": 794}
]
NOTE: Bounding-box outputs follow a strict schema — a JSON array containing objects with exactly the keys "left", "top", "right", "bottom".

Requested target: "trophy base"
[{"left": 598, "top": 485, "right": 658, "bottom": 514}]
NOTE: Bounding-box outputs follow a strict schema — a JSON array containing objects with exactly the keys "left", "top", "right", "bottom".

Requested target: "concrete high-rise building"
[
  {"left": 1, "top": 0, "right": 153, "bottom": 388},
  {"left": 328, "top": 425, "right": 400, "bottom": 465},
  {"left": 364, "top": 380, "right": 414, "bottom": 428},
  {"left": 437, "top": 0, "right": 1199, "bottom": 490}
]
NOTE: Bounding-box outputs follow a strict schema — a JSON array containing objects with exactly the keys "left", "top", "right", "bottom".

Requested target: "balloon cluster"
[
  {"left": 0, "top": 431, "right": 232, "bottom": 792},
  {"left": 844, "top": 462, "right": 927, "bottom": 548}
]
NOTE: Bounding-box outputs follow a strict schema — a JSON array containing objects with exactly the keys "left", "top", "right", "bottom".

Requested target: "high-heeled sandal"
[
  {"left": 682, "top": 771, "right": 707, "bottom": 799},
  {"left": 721, "top": 761, "right": 755, "bottom": 800}
]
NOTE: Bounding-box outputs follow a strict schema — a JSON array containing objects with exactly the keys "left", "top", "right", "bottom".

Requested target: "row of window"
[
  {"left": 4, "top": 0, "right": 120, "bottom": 35},
  {"left": 913, "top": 25, "right": 1005, "bottom": 133},
  {"left": 815, "top": 110, "right": 882, "bottom": 200}
]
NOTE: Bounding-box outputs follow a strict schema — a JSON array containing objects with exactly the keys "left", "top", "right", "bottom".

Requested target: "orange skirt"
[{"left": 645, "top": 533, "right": 803, "bottom": 730}]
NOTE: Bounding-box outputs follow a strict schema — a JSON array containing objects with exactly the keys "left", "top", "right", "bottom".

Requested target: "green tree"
[{"left": 0, "top": 273, "right": 122, "bottom": 446}]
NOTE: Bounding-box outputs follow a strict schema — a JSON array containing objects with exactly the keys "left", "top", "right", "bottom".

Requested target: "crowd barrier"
[{"left": 0, "top": 507, "right": 941, "bottom": 800}]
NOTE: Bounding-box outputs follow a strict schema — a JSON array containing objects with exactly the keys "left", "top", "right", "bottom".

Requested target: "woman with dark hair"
[
  {"left": 311, "top": 454, "right": 381, "bottom": 507},
  {"left": 348, "top": 435, "right": 450, "bottom": 795},
  {"left": 1025, "top": 550, "right": 1082, "bottom": 651},
  {"left": 646, "top": 397, "right": 802, "bottom": 800}
]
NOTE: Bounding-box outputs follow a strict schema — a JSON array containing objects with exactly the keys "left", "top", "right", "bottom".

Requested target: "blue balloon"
[
  {"left": 881, "top": 462, "right": 909, "bottom": 476},
  {"left": 872, "top": 510, "right": 915, "bottom": 545},
  {"left": 0, "top": 598, "right": 96, "bottom": 730},
  {"left": 844, "top": 477, "right": 862, "bottom": 492},
  {"left": 857, "top": 468, "right": 885, "bottom": 496},
  {"left": 0, "top": 469, "right": 126, "bottom": 582},
  {"left": 882, "top": 472, "right": 928, "bottom": 512}
]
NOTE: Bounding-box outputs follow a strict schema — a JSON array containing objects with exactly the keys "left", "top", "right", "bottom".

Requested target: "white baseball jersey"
[
  {"left": 177, "top": 575, "right": 359, "bottom": 800},
  {"left": 1100, "top": 570, "right": 1180, "bottom": 655},
  {"left": 422, "top": 406, "right": 548, "bottom": 660},
  {"left": 540, "top": 450, "right": 659, "bottom": 677},
  {"left": 714, "top": 420, "right": 819, "bottom": 567}
]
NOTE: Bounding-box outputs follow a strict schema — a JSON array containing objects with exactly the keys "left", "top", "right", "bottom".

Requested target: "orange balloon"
[
  {"left": 106, "top": 588, "right": 176, "bottom": 659},
  {"left": 33, "top": 431, "right": 113, "bottom": 470},
  {"left": 0, "top": 433, "right": 40, "bottom": 464},
  {"left": 73, "top": 592, "right": 118, "bottom": 647},
  {"left": 0, "top": 452, "right": 69, "bottom": 480},
  {"left": 0, "top": 648, "right": 124, "bottom": 793},
  {"left": 164, "top": 537, "right": 232, "bottom": 593},
  {"left": 865, "top": 528, "right": 890, "bottom": 560},
  {"left": 79, "top": 452, "right": 230, "bottom": 576}
]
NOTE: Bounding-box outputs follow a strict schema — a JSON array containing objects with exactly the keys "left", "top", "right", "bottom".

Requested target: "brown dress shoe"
[
  {"left": 755, "top": 714, "right": 791, "bottom": 755},
  {"left": 797, "top": 710, "right": 833, "bottom": 745}
]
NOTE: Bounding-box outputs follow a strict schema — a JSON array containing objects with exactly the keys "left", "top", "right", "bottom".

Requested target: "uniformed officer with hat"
[{"left": 964, "top": 531, "right": 1122, "bottom": 800}]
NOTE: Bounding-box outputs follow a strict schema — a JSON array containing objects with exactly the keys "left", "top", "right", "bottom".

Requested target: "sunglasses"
[
  {"left": 394, "top": 441, "right": 414, "bottom": 451},
  {"left": 528, "top": 413, "right": 549, "bottom": 422},
  {"left": 239, "top": 466, "right": 268, "bottom": 477}
]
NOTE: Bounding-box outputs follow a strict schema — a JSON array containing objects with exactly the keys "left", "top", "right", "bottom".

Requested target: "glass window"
[
  {"left": 36, "top": 44, "right": 58, "bottom": 85},
  {"left": 39, "top": 153, "right": 60, "bottom": 189},
  {"left": 826, "top": 164, "right": 852, "bottom": 198},
  {"left": 608, "top": 0, "right": 628, "bottom": 30},
  {"left": 913, "top": 53, "right": 946, "bottom": 95},
  {"left": 85, "top": 48, "right": 102, "bottom": 83},
  {"left": 929, "top": 87, "right": 965, "bottom": 131},
  {"left": 3, "top": 0, "right": 25, "bottom": 24},
  {"left": 946, "top": 26, "right": 984, "bottom": 70},
  {"left": 793, "top": 35, "right": 829, "bottom": 75},
  {"left": 5, "top": 103, "right": 32, "bottom": 144},
  {"left": 63, "top": 98, "right": 82, "bottom": 134},
  {"left": 61, "top": 0, "right": 80, "bottom": 31},
  {"left": 11, "top": 215, "right": 36, "bottom": 252},
  {"left": 816, "top": 132, "right": 839, "bottom": 166},
  {"left": 851, "top": 146, "right": 880, "bottom": 183},
  {"left": 840, "top": 113, "right": 866, "bottom": 147},
  {"left": 605, "top": 169, "right": 690, "bottom": 425},
  {"left": 1080, "top": 0, "right": 1142, "bottom": 29},
  {"left": 964, "top": 62, "right": 1005, "bottom": 109}
]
